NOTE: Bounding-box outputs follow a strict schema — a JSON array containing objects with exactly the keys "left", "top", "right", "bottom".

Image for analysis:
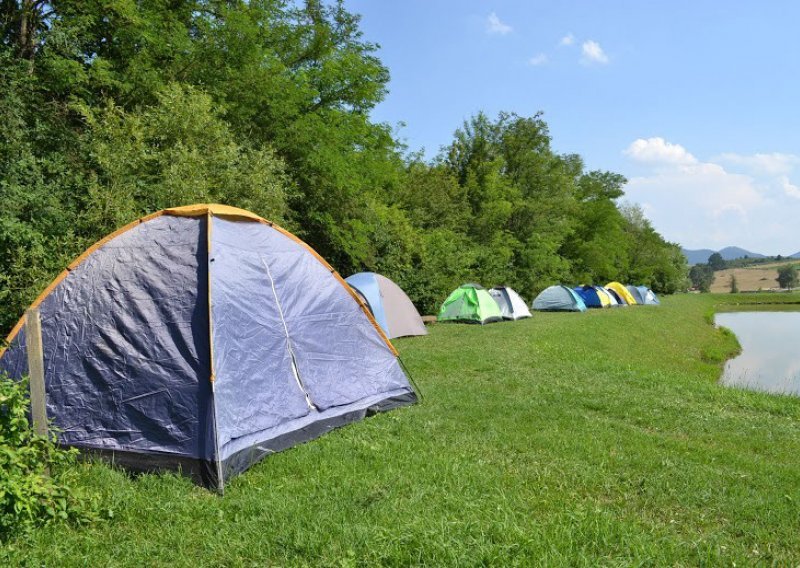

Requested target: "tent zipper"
[{"left": 260, "top": 256, "right": 317, "bottom": 411}]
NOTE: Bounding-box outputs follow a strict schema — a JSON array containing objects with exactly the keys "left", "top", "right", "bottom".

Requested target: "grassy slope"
[{"left": 4, "top": 294, "right": 800, "bottom": 566}]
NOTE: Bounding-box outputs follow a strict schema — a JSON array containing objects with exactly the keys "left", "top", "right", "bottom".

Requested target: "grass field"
[
  {"left": 711, "top": 262, "right": 800, "bottom": 293},
  {"left": 4, "top": 294, "right": 800, "bottom": 566}
]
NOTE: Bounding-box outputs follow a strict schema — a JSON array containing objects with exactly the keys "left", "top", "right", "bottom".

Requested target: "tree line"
[{"left": 0, "top": 0, "right": 686, "bottom": 336}]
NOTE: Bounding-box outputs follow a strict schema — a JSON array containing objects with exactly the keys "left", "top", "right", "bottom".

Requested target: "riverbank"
[{"left": 4, "top": 294, "right": 800, "bottom": 565}]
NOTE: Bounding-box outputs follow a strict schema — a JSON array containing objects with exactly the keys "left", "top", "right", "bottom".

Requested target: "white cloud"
[
  {"left": 780, "top": 176, "right": 800, "bottom": 199},
  {"left": 624, "top": 137, "right": 697, "bottom": 165},
  {"left": 715, "top": 152, "right": 800, "bottom": 176},
  {"left": 528, "top": 53, "right": 548, "bottom": 66},
  {"left": 621, "top": 137, "right": 800, "bottom": 253},
  {"left": 486, "top": 12, "right": 512, "bottom": 35},
  {"left": 580, "top": 40, "right": 609, "bottom": 65},
  {"left": 559, "top": 33, "right": 575, "bottom": 46}
]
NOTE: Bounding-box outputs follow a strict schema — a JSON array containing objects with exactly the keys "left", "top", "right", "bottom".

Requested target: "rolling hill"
[{"left": 682, "top": 246, "right": 766, "bottom": 265}]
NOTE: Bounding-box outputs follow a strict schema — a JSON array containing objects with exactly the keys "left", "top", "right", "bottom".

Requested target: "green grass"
[{"left": 4, "top": 294, "right": 800, "bottom": 566}]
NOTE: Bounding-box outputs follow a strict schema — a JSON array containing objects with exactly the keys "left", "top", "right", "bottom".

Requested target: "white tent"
[
  {"left": 596, "top": 286, "right": 619, "bottom": 307},
  {"left": 489, "top": 286, "right": 532, "bottom": 320}
]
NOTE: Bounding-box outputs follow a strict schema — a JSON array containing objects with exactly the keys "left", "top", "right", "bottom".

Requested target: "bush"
[{"left": 0, "top": 374, "right": 96, "bottom": 540}]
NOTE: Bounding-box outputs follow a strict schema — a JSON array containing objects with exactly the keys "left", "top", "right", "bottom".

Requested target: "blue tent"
[
  {"left": 573, "top": 285, "right": 607, "bottom": 308},
  {"left": 0, "top": 205, "right": 416, "bottom": 490},
  {"left": 532, "top": 285, "right": 587, "bottom": 312}
]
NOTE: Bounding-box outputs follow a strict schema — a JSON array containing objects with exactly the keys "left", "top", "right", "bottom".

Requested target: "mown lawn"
[{"left": 4, "top": 294, "right": 800, "bottom": 566}]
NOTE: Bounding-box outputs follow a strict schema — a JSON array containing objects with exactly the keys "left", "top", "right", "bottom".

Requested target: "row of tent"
[
  {"left": 0, "top": 203, "right": 661, "bottom": 490},
  {"left": 345, "top": 275, "right": 660, "bottom": 331},
  {"left": 433, "top": 282, "right": 660, "bottom": 324}
]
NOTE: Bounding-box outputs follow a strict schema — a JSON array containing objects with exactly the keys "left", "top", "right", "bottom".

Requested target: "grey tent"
[
  {"left": 532, "top": 285, "right": 588, "bottom": 312},
  {"left": 626, "top": 285, "right": 645, "bottom": 304},
  {"left": 489, "top": 286, "right": 532, "bottom": 320},
  {"left": 0, "top": 205, "right": 416, "bottom": 490},
  {"left": 634, "top": 285, "right": 660, "bottom": 305},
  {"left": 345, "top": 272, "right": 427, "bottom": 339}
]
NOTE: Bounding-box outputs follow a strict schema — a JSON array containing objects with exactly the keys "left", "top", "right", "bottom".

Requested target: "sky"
[{"left": 346, "top": 1, "right": 800, "bottom": 255}]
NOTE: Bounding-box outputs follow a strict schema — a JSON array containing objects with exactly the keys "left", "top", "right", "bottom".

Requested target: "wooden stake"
[{"left": 25, "top": 308, "right": 47, "bottom": 438}]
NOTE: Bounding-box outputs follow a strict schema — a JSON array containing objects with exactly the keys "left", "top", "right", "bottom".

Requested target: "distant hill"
[
  {"left": 791, "top": 252, "right": 800, "bottom": 259},
  {"left": 718, "top": 246, "right": 766, "bottom": 260},
  {"left": 682, "top": 246, "right": 766, "bottom": 265},
  {"left": 681, "top": 248, "right": 716, "bottom": 265}
]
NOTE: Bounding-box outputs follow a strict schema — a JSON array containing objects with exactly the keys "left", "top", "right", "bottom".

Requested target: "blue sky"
[{"left": 347, "top": 1, "right": 800, "bottom": 255}]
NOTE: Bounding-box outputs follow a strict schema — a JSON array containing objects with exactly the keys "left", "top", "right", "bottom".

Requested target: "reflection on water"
[{"left": 715, "top": 311, "right": 800, "bottom": 397}]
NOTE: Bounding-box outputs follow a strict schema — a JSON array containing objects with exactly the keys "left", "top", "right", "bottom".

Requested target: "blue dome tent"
[
  {"left": 0, "top": 205, "right": 417, "bottom": 490},
  {"left": 532, "top": 286, "right": 587, "bottom": 312}
]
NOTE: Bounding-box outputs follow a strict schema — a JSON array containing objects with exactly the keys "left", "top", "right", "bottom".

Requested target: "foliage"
[
  {"left": 707, "top": 252, "right": 726, "bottom": 271},
  {"left": 777, "top": 265, "right": 798, "bottom": 289},
  {"left": 0, "top": 374, "right": 97, "bottom": 539},
  {"left": 0, "top": 0, "right": 686, "bottom": 335},
  {"left": 689, "top": 264, "right": 714, "bottom": 292},
  {"left": 729, "top": 274, "right": 738, "bottom": 293},
  {"left": 77, "top": 84, "right": 291, "bottom": 236}
]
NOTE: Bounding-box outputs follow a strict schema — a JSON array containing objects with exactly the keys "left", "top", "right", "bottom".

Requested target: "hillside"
[
  {"left": 682, "top": 246, "right": 766, "bottom": 265},
  {"left": 681, "top": 248, "right": 716, "bottom": 265},
  {"left": 718, "top": 246, "right": 766, "bottom": 260}
]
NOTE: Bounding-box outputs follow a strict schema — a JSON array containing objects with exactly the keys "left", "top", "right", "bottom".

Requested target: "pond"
[{"left": 715, "top": 310, "right": 800, "bottom": 396}]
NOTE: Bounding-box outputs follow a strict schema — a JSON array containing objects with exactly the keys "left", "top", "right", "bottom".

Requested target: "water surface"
[{"left": 715, "top": 311, "right": 800, "bottom": 396}]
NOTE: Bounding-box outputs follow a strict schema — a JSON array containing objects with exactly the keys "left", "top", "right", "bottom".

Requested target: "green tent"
[{"left": 438, "top": 283, "right": 504, "bottom": 324}]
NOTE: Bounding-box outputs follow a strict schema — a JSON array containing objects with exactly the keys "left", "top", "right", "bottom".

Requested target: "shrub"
[{"left": 0, "top": 374, "right": 96, "bottom": 540}]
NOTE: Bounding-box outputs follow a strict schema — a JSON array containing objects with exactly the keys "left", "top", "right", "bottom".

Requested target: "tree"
[
  {"left": 729, "top": 274, "right": 738, "bottom": 293},
  {"left": 689, "top": 264, "right": 714, "bottom": 292},
  {"left": 708, "top": 252, "right": 726, "bottom": 271},
  {"left": 0, "top": 0, "right": 691, "bottom": 334},
  {"left": 618, "top": 203, "right": 687, "bottom": 293},
  {"left": 777, "top": 265, "right": 798, "bottom": 290}
]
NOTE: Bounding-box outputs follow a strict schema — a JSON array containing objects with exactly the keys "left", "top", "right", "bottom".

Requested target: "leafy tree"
[
  {"left": 78, "top": 84, "right": 291, "bottom": 235},
  {"left": 689, "top": 264, "right": 714, "bottom": 292},
  {"left": 618, "top": 203, "right": 686, "bottom": 293},
  {"left": 708, "top": 252, "right": 726, "bottom": 271},
  {"left": 777, "top": 265, "right": 798, "bottom": 290},
  {"left": 562, "top": 171, "right": 629, "bottom": 284},
  {"left": 0, "top": 0, "right": 689, "bottom": 333}
]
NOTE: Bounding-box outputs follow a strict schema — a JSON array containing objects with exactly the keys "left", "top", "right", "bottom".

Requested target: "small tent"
[
  {"left": 438, "top": 284, "right": 503, "bottom": 324},
  {"left": 626, "top": 285, "right": 646, "bottom": 305},
  {"left": 635, "top": 285, "right": 660, "bottom": 305},
  {"left": 596, "top": 286, "right": 620, "bottom": 307},
  {"left": 573, "top": 285, "right": 611, "bottom": 308},
  {"left": 345, "top": 272, "right": 427, "bottom": 338},
  {"left": 603, "top": 287, "right": 627, "bottom": 306},
  {"left": 606, "top": 281, "right": 638, "bottom": 305},
  {"left": 0, "top": 204, "right": 416, "bottom": 490},
  {"left": 489, "top": 286, "right": 532, "bottom": 320},
  {"left": 532, "top": 286, "right": 588, "bottom": 312}
]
